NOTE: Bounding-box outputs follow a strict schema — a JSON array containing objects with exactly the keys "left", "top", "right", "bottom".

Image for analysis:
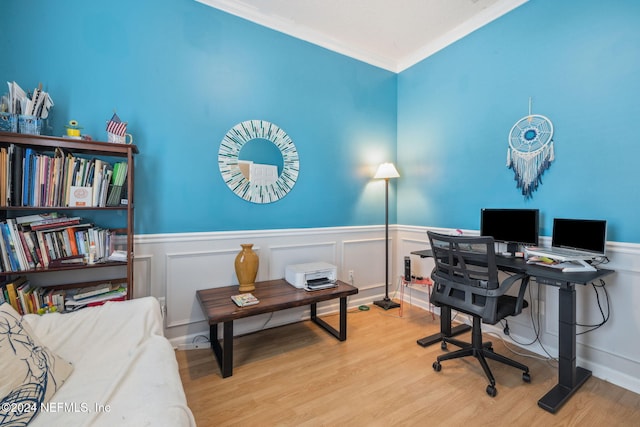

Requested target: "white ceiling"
[{"left": 196, "top": 0, "right": 528, "bottom": 72}]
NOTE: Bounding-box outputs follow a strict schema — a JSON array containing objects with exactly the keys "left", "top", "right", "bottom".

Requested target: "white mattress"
[{"left": 23, "top": 297, "right": 196, "bottom": 427}]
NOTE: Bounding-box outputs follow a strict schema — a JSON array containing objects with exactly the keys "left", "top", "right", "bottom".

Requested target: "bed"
[{"left": 1, "top": 296, "right": 195, "bottom": 426}]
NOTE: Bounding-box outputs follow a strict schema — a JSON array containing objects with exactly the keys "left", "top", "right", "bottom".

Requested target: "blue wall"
[
  {"left": 398, "top": 0, "right": 640, "bottom": 243},
  {"left": 0, "top": 0, "right": 398, "bottom": 234},
  {"left": 4, "top": 0, "right": 640, "bottom": 243}
]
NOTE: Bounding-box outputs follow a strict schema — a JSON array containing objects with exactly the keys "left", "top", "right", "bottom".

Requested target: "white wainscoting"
[
  {"left": 132, "top": 224, "right": 640, "bottom": 394},
  {"left": 133, "top": 226, "right": 389, "bottom": 346}
]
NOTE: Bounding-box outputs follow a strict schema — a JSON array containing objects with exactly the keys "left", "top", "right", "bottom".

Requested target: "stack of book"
[
  {"left": 0, "top": 212, "right": 125, "bottom": 272},
  {"left": 64, "top": 283, "right": 127, "bottom": 311},
  {"left": 231, "top": 293, "right": 259, "bottom": 307},
  {"left": 0, "top": 276, "right": 127, "bottom": 314}
]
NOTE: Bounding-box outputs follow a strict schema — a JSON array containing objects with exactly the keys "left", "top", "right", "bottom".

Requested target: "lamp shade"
[{"left": 374, "top": 162, "right": 400, "bottom": 179}]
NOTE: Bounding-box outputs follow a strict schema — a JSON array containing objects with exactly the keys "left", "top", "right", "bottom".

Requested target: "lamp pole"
[{"left": 374, "top": 168, "right": 400, "bottom": 310}]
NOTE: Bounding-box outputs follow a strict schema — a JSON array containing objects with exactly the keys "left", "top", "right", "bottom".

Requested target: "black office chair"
[{"left": 427, "top": 231, "right": 531, "bottom": 397}]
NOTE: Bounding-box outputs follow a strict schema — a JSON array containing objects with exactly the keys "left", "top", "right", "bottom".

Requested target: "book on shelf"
[
  {"left": 6, "top": 218, "right": 29, "bottom": 270},
  {"left": 17, "top": 229, "right": 36, "bottom": 269},
  {"left": 9, "top": 144, "right": 23, "bottom": 207},
  {"left": 64, "top": 285, "right": 127, "bottom": 309},
  {"left": 1, "top": 222, "right": 21, "bottom": 271},
  {"left": 22, "top": 147, "right": 34, "bottom": 206},
  {"left": 34, "top": 228, "right": 51, "bottom": 268},
  {"left": 4, "top": 276, "right": 27, "bottom": 314},
  {"left": 28, "top": 216, "right": 82, "bottom": 231},
  {"left": 0, "top": 213, "right": 126, "bottom": 272},
  {"left": 0, "top": 227, "right": 9, "bottom": 272},
  {"left": 68, "top": 185, "right": 93, "bottom": 207},
  {"left": 91, "top": 159, "right": 113, "bottom": 207},
  {"left": 17, "top": 280, "right": 34, "bottom": 314},
  {"left": 15, "top": 212, "right": 60, "bottom": 225},
  {"left": 0, "top": 144, "right": 128, "bottom": 208},
  {"left": 231, "top": 293, "right": 259, "bottom": 307},
  {"left": 68, "top": 282, "right": 120, "bottom": 300},
  {"left": 48, "top": 255, "right": 86, "bottom": 267},
  {"left": 0, "top": 277, "right": 126, "bottom": 314},
  {"left": 0, "top": 147, "right": 7, "bottom": 206}
]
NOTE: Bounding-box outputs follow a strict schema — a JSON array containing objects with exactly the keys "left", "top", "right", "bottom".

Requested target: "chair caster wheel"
[
  {"left": 486, "top": 385, "right": 497, "bottom": 397},
  {"left": 441, "top": 341, "right": 447, "bottom": 350},
  {"left": 523, "top": 372, "right": 531, "bottom": 383},
  {"left": 433, "top": 361, "right": 442, "bottom": 372}
]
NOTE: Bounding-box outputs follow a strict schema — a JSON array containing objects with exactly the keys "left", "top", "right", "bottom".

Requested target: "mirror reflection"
[{"left": 238, "top": 138, "right": 284, "bottom": 180}]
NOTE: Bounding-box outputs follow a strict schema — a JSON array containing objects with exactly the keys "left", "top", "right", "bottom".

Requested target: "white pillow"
[{"left": 0, "top": 302, "right": 74, "bottom": 425}]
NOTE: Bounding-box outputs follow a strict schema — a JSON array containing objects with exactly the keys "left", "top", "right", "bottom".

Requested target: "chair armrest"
[
  {"left": 480, "top": 273, "right": 529, "bottom": 321},
  {"left": 486, "top": 274, "right": 529, "bottom": 316},
  {"left": 485, "top": 273, "right": 525, "bottom": 297},
  {"left": 484, "top": 273, "right": 529, "bottom": 315}
]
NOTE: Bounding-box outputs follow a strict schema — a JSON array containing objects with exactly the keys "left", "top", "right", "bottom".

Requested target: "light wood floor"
[{"left": 177, "top": 304, "right": 639, "bottom": 426}]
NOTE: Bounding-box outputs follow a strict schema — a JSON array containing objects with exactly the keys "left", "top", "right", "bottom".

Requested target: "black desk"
[{"left": 412, "top": 249, "right": 614, "bottom": 413}]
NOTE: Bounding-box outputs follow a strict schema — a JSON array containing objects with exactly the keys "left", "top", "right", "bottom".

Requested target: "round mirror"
[{"left": 218, "top": 120, "right": 299, "bottom": 204}]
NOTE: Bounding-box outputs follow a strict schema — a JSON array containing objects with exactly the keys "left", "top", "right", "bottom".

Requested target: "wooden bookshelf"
[{"left": 0, "top": 131, "right": 137, "bottom": 307}]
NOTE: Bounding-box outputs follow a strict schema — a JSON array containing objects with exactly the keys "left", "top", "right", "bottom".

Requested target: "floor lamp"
[{"left": 373, "top": 162, "right": 400, "bottom": 310}]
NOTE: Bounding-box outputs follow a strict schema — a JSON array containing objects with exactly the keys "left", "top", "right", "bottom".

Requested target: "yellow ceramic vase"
[{"left": 235, "top": 244, "right": 259, "bottom": 292}]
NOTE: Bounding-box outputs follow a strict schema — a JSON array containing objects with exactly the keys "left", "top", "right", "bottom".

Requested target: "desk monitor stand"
[
  {"left": 562, "top": 259, "right": 597, "bottom": 272},
  {"left": 506, "top": 242, "right": 519, "bottom": 256}
]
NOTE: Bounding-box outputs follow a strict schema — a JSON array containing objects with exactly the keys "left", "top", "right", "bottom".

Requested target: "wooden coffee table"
[{"left": 196, "top": 279, "right": 358, "bottom": 377}]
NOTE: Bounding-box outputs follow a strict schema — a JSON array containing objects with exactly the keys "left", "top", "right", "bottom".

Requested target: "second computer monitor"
[{"left": 480, "top": 208, "right": 540, "bottom": 255}]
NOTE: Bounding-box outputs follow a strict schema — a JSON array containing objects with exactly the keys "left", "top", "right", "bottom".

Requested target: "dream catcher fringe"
[
  {"left": 506, "top": 141, "right": 554, "bottom": 198},
  {"left": 506, "top": 99, "right": 554, "bottom": 199}
]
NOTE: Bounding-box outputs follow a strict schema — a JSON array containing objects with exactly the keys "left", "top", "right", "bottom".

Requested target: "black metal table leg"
[
  {"left": 210, "top": 321, "right": 234, "bottom": 378},
  {"left": 538, "top": 283, "right": 591, "bottom": 413},
  {"left": 310, "top": 296, "right": 348, "bottom": 341}
]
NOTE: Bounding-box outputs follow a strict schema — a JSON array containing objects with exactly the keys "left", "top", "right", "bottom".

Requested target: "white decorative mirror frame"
[{"left": 218, "top": 120, "right": 299, "bottom": 203}]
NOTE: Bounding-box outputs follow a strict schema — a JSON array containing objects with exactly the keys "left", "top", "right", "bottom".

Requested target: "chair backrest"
[{"left": 427, "top": 231, "right": 502, "bottom": 323}]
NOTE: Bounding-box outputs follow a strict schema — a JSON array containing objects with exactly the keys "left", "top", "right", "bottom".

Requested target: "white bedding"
[{"left": 22, "top": 297, "right": 195, "bottom": 427}]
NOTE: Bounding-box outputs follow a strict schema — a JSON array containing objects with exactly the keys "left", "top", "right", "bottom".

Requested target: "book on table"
[{"left": 231, "top": 293, "right": 259, "bottom": 307}]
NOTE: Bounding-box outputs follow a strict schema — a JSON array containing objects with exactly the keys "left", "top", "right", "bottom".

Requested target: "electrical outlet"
[{"left": 348, "top": 270, "right": 354, "bottom": 282}]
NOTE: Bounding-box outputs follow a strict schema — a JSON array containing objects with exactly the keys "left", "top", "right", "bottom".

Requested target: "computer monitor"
[
  {"left": 480, "top": 208, "right": 539, "bottom": 255},
  {"left": 552, "top": 218, "right": 607, "bottom": 256}
]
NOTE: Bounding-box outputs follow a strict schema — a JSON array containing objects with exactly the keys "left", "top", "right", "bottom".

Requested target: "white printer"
[{"left": 285, "top": 262, "right": 337, "bottom": 289}]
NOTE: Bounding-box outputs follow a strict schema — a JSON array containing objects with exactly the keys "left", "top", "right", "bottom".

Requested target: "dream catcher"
[{"left": 506, "top": 99, "right": 554, "bottom": 198}]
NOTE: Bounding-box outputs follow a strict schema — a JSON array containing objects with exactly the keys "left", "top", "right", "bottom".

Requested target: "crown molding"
[
  {"left": 196, "top": 0, "right": 529, "bottom": 74},
  {"left": 195, "top": 0, "right": 398, "bottom": 71},
  {"left": 396, "top": 0, "right": 529, "bottom": 72}
]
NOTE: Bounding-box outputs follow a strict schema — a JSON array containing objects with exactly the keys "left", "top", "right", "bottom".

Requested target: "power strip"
[{"left": 177, "top": 342, "right": 210, "bottom": 351}]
